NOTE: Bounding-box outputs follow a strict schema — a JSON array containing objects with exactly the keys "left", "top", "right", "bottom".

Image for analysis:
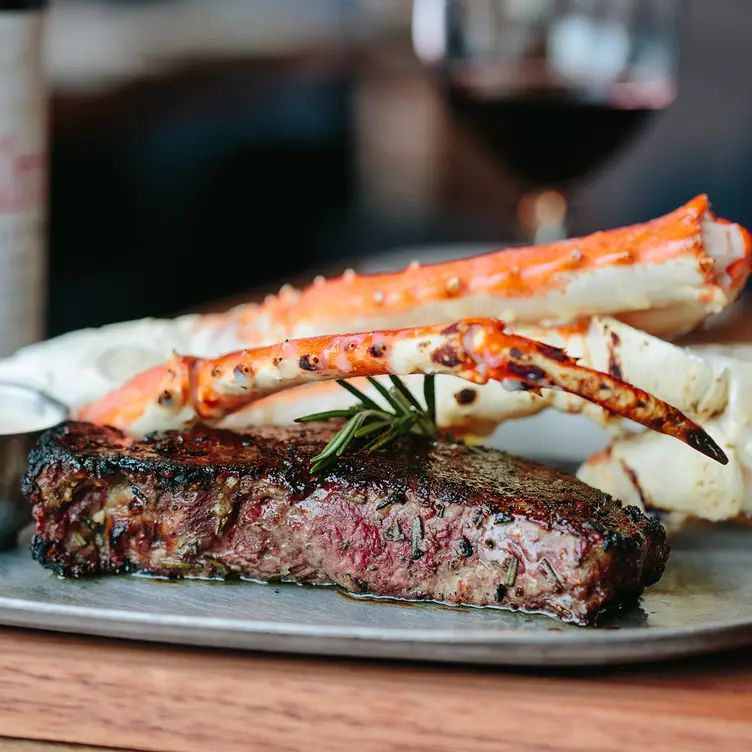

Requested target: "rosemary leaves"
[{"left": 295, "top": 375, "right": 439, "bottom": 473}]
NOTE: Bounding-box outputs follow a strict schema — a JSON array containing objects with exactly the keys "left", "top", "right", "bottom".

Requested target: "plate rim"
[{"left": 2, "top": 596, "right": 752, "bottom": 667}]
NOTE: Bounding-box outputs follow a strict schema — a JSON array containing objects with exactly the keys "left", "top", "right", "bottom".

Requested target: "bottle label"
[{"left": 0, "top": 11, "right": 46, "bottom": 358}]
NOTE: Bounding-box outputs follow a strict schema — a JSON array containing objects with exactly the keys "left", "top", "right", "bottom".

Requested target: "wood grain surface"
[{"left": 1, "top": 629, "right": 752, "bottom": 752}]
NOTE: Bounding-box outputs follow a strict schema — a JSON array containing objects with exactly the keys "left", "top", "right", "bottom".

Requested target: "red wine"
[{"left": 446, "top": 87, "right": 658, "bottom": 188}]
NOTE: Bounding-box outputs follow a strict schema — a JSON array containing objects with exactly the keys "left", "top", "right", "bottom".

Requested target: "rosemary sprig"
[{"left": 295, "top": 376, "right": 439, "bottom": 474}]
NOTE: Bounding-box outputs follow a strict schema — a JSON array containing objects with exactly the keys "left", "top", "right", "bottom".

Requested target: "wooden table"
[{"left": 1, "top": 626, "right": 752, "bottom": 752}]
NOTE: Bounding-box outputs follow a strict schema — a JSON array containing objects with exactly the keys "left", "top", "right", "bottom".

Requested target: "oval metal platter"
[{"left": 1, "top": 248, "right": 751, "bottom": 667}]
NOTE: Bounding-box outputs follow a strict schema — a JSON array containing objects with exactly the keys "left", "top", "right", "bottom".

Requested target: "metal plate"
[
  {"left": 1, "top": 526, "right": 752, "bottom": 666},
  {"left": 0, "top": 242, "right": 749, "bottom": 666}
]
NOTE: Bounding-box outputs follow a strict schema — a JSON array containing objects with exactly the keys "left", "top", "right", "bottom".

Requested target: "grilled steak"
[{"left": 23, "top": 421, "right": 669, "bottom": 625}]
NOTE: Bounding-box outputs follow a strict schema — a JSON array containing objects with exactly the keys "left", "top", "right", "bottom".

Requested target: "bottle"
[{"left": 0, "top": 1, "right": 47, "bottom": 357}]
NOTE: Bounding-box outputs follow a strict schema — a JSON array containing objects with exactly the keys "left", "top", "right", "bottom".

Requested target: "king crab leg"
[
  {"left": 198, "top": 195, "right": 752, "bottom": 345},
  {"left": 77, "top": 317, "right": 727, "bottom": 465}
]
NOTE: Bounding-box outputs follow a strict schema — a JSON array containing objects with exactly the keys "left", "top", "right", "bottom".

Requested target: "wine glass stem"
[{"left": 517, "top": 189, "right": 568, "bottom": 243}]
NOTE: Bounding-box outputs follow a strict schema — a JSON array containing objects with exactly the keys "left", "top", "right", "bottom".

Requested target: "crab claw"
[{"left": 76, "top": 318, "right": 727, "bottom": 465}]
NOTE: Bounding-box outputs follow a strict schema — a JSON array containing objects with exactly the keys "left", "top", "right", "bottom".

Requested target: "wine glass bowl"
[{"left": 412, "top": 0, "right": 682, "bottom": 241}]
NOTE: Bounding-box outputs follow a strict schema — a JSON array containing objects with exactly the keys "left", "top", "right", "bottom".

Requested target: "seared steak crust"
[{"left": 24, "top": 421, "right": 669, "bottom": 625}]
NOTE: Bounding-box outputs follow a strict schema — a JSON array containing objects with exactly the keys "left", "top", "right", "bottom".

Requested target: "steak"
[{"left": 23, "top": 421, "right": 669, "bottom": 625}]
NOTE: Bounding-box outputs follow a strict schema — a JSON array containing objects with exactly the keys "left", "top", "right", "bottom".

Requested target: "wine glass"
[{"left": 412, "top": 0, "right": 682, "bottom": 242}]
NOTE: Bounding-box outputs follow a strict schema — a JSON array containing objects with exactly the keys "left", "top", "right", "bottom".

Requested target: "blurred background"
[{"left": 44, "top": 0, "right": 752, "bottom": 336}]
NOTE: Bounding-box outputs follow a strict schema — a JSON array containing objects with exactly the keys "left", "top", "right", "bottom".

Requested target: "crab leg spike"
[{"left": 77, "top": 317, "right": 727, "bottom": 465}]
